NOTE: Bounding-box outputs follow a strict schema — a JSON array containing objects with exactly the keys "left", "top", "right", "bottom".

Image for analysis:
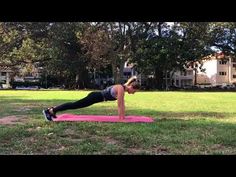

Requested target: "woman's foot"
[
  {"left": 42, "top": 109, "right": 53, "bottom": 121},
  {"left": 49, "top": 107, "right": 57, "bottom": 118},
  {"left": 42, "top": 107, "right": 57, "bottom": 121}
]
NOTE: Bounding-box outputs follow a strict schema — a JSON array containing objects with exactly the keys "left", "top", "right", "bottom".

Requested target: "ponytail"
[{"left": 124, "top": 76, "right": 140, "bottom": 89}]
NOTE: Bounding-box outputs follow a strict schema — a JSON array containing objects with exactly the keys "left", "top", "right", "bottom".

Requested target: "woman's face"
[{"left": 127, "top": 86, "right": 136, "bottom": 94}]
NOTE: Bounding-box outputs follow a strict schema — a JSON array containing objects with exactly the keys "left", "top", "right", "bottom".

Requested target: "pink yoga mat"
[{"left": 53, "top": 114, "right": 154, "bottom": 123}]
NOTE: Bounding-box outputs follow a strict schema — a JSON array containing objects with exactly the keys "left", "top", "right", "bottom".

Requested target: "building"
[
  {"left": 172, "top": 68, "right": 194, "bottom": 88},
  {"left": 0, "top": 65, "right": 13, "bottom": 88},
  {"left": 0, "top": 63, "right": 42, "bottom": 89},
  {"left": 196, "top": 52, "right": 236, "bottom": 86},
  {"left": 3, "top": 52, "right": 235, "bottom": 89},
  {"left": 13, "top": 63, "right": 42, "bottom": 83},
  {"left": 170, "top": 52, "right": 236, "bottom": 88},
  {"left": 93, "top": 61, "right": 139, "bottom": 89},
  {"left": 123, "top": 61, "right": 139, "bottom": 81}
]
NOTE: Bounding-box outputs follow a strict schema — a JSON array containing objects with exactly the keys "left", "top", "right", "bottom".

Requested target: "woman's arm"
[{"left": 116, "top": 85, "right": 125, "bottom": 120}]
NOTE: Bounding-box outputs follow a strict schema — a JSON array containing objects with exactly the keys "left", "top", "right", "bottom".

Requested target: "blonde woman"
[{"left": 43, "top": 76, "right": 140, "bottom": 121}]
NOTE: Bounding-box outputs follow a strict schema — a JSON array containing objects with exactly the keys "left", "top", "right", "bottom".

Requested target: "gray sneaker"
[{"left": 42, "top": 109, "right": 53, "bottom": 121}]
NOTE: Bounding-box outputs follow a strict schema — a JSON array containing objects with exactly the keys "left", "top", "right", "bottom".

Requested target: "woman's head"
[{"left": 124, "top": 76, "right": 140, "bottom": 94}]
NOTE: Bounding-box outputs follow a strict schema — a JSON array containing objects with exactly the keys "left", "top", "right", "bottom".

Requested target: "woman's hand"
[
  {"left": 119, "top": 115, "right": 125, "bottom": 120},
  {"left": 116, "top": 85, "right": 125, "bottom": 120},
  {"left": 118, "top": 118, "right": 126, "bottom": 122}
]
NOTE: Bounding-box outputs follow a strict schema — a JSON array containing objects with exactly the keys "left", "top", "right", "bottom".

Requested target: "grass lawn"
[{"left": 1, "top": 90, "right": 236, "bottom": 155}]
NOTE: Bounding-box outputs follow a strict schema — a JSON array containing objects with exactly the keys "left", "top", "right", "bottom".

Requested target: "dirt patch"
[
  {"left": 11, "top": 103, "right": 41, "bottom": 112},
  {"left": 153, "top": 146, "right": 169, "bottom": 155},
  {"left": 15, "top": 106, "right": 37, "bottom": 112},
  {"left": 64, "top": 128, "right": 77, "bottom": 135},
  {"left": 125, "top": 146, "right": 169, "bottom": 155},
  {"left": 16, "top": 107, "right": 32, "bottom": 112},
  {"left": 0, "top": 115, "right": 28, "bottom": 125},
  {"left": 101, "top": 136, "right": 119, "bottom": 145},
  {"left": 27, "top": 127, "right": 42, "bottom": 132}
]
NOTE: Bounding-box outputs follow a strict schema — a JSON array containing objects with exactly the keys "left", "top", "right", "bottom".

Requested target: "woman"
[{"left": 43, "top": 76, "right": 140, "bottom": 121}]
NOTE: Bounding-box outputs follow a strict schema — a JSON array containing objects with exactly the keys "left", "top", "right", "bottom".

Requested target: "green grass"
[{"left": 1, "top": 90, "right": 236, "bottom": 154}]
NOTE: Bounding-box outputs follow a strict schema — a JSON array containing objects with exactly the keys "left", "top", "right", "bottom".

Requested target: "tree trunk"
[
  {"left": 112, "top": 62, "right": 119, "bottom": 84},
  {"left": 155, "top": 67, "right": 164, "bottom": 89},
  {"left": 194, "top": 68, "right": 197, "bottom": 85},
  {"left": 164, "top": 69, "right": 168, "bottom": 91},
  {"left": 75, "top": 74, "right": 79, "bottom": 89},
  {"left": 75, "top": 68, "right": 89, "bottom": 89},
  {"left": 119, "top": 60, "right": 125, "bottom": 84}
]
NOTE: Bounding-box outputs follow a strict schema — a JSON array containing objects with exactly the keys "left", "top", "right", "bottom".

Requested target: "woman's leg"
[{"left": 52, "top": 91, "right": 104, "bottom": 114}]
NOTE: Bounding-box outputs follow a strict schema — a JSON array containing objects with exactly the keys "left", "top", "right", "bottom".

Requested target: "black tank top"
[{"left": 101, "top": 85, "right": 125, "bottom": 101}]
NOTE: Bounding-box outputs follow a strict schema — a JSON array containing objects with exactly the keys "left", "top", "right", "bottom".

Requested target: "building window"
[
  {"left": 176, "top": 80, "right": 179, "bottom": 86},
  {"left": 233, "top": 75, "right": 236, "bottom": 78},
  {"left": 219, "top": 72, "right": 227, "bottom": 76},
  {"left": 233, "top": 64, "right": 236, "bottom": 68},
  {"left": 187, "top": 71, "right": 193, "bottom": 75},
  {"left": 232, "top": 58, "right": 236, "bottom": 62},
  {"left": 219, "top": 60, "right": 227, "bottom": 65},
  {"left": 1, "top": 72, "right": 7, "bottom": 76},
  {"left": 181, "top": 71, "right": 187, "bottom": 76},
  {"left": 184, "top": 79, "right": 192, "bottom": 85},
  {"left": 123, "top": 72, "right": 131, "bottom": 76},
  {"left": 0, "top": 80, "right": 6, "bottom": 84}
]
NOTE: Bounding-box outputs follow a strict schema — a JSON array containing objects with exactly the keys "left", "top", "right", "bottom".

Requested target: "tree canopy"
[{"left": 0, "top": 22, "right": 234, "bottom": 89}]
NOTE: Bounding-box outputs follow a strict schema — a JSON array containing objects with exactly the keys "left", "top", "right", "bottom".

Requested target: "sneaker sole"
[{"left": 42, "top": 110, "right": 52, "bottom": 121}]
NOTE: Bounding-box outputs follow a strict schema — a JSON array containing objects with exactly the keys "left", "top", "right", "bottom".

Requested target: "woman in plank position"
[{"left": 43, "top": 76, "right": 140, "bottom": 121}]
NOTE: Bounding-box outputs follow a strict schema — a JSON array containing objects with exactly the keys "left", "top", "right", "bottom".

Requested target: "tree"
[
  {"left": 78, "top": 22, "right": 129, "bottom": 84},
  {"left": 0, "top": 22, "right": 52, "bottom": 64},
  {"left": 209, "top": 22, "right": 236, "bottom": 56},
  {"left": 45, "top": 22, "right": 88, "bottom": 89},
  {"left": 77, "top": 22, "right": 113, "bottom": 86},
  {"left": 134, "top": 22, "right": 179, "bottom": 89},
  {"left": 177, "top": 22, "right": 213, "bottom": 86},
  {"left": 134, "top": 22, "right": 214, "bottom": 89},
  {"left": 0, "top": 22, "right": 53, "bottom": 81}
]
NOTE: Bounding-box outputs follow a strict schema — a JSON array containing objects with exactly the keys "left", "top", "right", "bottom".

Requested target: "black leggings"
[{"left": 53, "top": 92, "right": 104, "bottom": 113}]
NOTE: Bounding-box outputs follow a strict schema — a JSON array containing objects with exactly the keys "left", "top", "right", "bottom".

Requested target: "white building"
[
  {"left": 0, "top": 66, "right": 13, "bottom": 88},
  {"left": 196, "top": 53, "right": 236, "bottom": 86},
  {"left": 0, "top": 63, "right": 42, "bottom": 89},
  {"left": 170, "top": 53, "right": 236, "bottom": 88},
  {"left": 172, "top": 68, "right": 194, "bottom": 88}
]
